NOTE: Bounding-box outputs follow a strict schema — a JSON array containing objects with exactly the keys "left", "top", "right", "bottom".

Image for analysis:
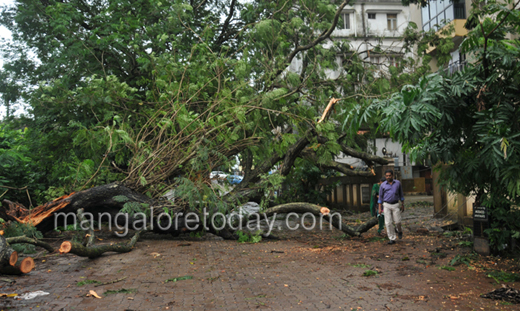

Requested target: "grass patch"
[
  {"left": 458, "top": 241, "right": 474, "bottom": 247},
  {"left": 104, "top": 288, "right": 137, "bottom": 295},
  {"left": 450, "top": 254, "right": 475, "bottom": 267},
  {"left": 368, "top": 236, "right": 386, "bottom": 242},
  {"left": 363, "top": 270, "right": 378, "bottom": 277},
  {"left": 349, "top": 263, "right": 370, "bottom": 268},
  {"left": 237, "top": 230, "right": 262, "bottom": 243},
  {"left": 402, "top": 256, "right": 410, "bottom": 261},
  {"left": 76, "top": 279, "right": 101, "bottom": 286},
  {"left": 439, "top": 266, "right": 456, "bottom": 271},
  {"left": 486, "top": 270, "right": 520, "bottom": 284},
  {"left": 165, "top": 275, "right": 193, "bottom": 283}
]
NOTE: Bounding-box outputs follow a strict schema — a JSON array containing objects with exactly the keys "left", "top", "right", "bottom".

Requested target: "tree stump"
[
  {"left": 0, "top": 257, "right": 34, "bottom": 275},
  {"left": 0, "top": 234, "right": 18, "bottom": 269}
]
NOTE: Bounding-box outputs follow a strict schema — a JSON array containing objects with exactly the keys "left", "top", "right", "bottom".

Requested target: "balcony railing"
[{"left": 443, "top": 59, "right": 468, "bottom": 75}]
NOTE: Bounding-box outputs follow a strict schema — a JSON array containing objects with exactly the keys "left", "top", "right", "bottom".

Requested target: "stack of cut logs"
[{"left": 0, "top": 232, "right": 34, "bottom": 275}]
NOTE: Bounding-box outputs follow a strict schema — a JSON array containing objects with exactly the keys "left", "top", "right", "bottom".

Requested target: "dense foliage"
[
  {"left": 0, "top": 0, "right": 424, "bottom": 210},
  {"left": 364, "top": 0, "right": 520, "bottom": 252}
]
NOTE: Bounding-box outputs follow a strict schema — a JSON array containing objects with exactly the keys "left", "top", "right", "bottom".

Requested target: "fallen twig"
[{"left": 94, "top": 276, "right": 127, "bottom": 287}]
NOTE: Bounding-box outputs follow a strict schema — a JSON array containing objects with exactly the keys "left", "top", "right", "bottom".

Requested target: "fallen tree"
[
  {"left": 0, "top": 0, "right": 396, "bottom": 257},
  {"left": 0, "top": 96, "right": 388, "bottom": 241}
]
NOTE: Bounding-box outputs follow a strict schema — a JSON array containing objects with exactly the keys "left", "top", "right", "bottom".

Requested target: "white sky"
[
  {"left": 0, "top": 0, "right": 22, "bottom": 118},
  {"left": 0, "top": 0, "right": 14, "bottom": 64}
]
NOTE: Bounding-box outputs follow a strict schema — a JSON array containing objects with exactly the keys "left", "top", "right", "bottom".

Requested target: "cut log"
[
  {"left": 0, "top": 248, "right": 17, "bottom": 267},
  {"left": 0, "top": 234, "right": 18, "bottom": 267},
  {"left": 0, "top": 257, "right": 34, "bottom": 275},
  {"left": 59, "top": 230, "right": 141, "bottom": 259},
  {"left": 59, "top": 241, "right": 72, "bottom": 254}
]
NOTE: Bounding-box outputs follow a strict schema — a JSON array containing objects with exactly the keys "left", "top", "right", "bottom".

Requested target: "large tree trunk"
[{"left": 0, "top": 182, "right": 185, "bottom": 234}]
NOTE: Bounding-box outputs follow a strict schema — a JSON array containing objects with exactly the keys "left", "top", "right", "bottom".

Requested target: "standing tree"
[{"left": 362, "top": 0, "right": 520, "bottom": 252}]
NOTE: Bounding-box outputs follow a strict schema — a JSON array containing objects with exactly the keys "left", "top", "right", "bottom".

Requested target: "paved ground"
[{"left": 1, "top": 200, "right": 518, "bottom": 311}]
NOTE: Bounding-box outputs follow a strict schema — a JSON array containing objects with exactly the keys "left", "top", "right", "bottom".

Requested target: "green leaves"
[{"left": 376, "top": 0, "right": 520, "bottom": 253}]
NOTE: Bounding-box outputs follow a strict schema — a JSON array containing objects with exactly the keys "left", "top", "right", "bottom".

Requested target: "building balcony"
[
  {"left": 425, "top": 19, "right": 468, "bottom": 54},
  {"left": 443, "top": 59, "right": 468, "bottom": 75}
]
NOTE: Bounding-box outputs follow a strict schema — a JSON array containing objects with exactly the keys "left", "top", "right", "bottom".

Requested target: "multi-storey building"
[
  {"left": 332, "top": 0, "right": 419, "bottom": 73},
  {"left": 414, "top": 0, "right": 471, "bottom": 74}
]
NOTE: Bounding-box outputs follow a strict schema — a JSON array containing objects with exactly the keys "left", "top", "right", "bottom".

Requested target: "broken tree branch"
[
  {"left": 5, "top": 236, "right": 55, "bottom": 253},
  {"left": 59, "top": 230, "right": 142, "bottom": 259},
  {"left": 248, "top": 202, "right": 377, "bottom": 237}
]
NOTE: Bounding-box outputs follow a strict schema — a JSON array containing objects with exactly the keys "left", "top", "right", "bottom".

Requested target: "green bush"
[{"left": 4, "top": 222, "right": 43, "bottom": 254}]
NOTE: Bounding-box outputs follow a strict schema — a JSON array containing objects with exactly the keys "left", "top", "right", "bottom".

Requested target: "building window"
[
  {"left": 370, "top": 56, "right": 381, "bottom": 69},
  {"left": 387, "top": 14, "right": 397, "bottom": 30},
  {"left": 454, "top": 2, "right": 465, "bottom": 19},
  {"left": 338, "top": 13, "right": 350, "bottom": 29},
  {"left": 368, "top": 13, "right": 376, "bottom": 19},
  {"left": 388, "top": 56, "right": 400, "bottom": 67}
]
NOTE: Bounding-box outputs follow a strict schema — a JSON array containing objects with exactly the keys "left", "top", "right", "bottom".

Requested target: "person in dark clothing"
[{"left": 370, "top": 177, "right": 386, "bottom": 235}]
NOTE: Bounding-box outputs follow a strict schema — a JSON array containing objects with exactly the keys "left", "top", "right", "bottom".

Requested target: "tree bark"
[
  {"left": 0, "top": 257, "right": 34, "bottom": 275},
  {"left": 0, "top": 235, "right": 18, "bottom": 267},
  {"left": 0, "top": 182, "right": 186, "bottom": 235},
  {"left": 59, "top": 230, "right": 141, "bottom": 259}
]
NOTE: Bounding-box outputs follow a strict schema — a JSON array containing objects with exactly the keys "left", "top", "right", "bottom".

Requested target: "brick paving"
[
  {"left": 0, "top": 205, "right": 517, "bottom": 311},
  {"left": 2, "top": 237, "right": 433, "bottom": 311}
]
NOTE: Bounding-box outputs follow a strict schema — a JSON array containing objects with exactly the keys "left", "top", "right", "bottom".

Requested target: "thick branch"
[
  {"left": 214, "top": 0, "right": 237, "bottom": 48},
  {"left": 272, "top": 0, "right": 349, "bottom": 81},
  {"left": 300, "top": 149, "right": 376, "bottom": 177},
  {"left": 248, "top": 202, "right": 377, "bottom": 237},
  {"left": 60, "top": 230, "right": 141, "bottom": 259},
  {"left": 5, "top": 236, "right": 55, "bottom": 253},
  {"left": 339, "top": 144, "right": 389, "bottom": 166},
  {"left": 317, "top": 136, "right": 389, "bottom": 166}
]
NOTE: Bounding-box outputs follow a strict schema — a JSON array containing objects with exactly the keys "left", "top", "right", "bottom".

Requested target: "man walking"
[{"left": 378, "top": 170, "right": 405, "bottom": 245}]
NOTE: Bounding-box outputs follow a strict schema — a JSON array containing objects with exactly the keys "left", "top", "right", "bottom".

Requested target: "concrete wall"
[
  {"left": 332, "top": 1, "right": 410, "bottom": 38},
  {"left": 290, "top": 0, "right": 414, "bottom": 78}
]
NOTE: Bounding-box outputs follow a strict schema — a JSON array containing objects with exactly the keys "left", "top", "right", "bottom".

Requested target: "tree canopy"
[{"left": 0, "top": 0, "right": 424, "bottom": 210}]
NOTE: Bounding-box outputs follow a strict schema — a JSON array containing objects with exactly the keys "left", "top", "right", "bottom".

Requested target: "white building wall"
[{"left": 290, "top": 1, "right": 417, "bottom": 171}]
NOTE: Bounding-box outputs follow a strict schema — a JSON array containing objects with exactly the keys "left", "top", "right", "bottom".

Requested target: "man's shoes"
[
  {"left": 395, "top": 228, "right": 403, "bottom": 239},
  {"left": 387, "top": 240, "right": 396, "bottom": 245}
]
